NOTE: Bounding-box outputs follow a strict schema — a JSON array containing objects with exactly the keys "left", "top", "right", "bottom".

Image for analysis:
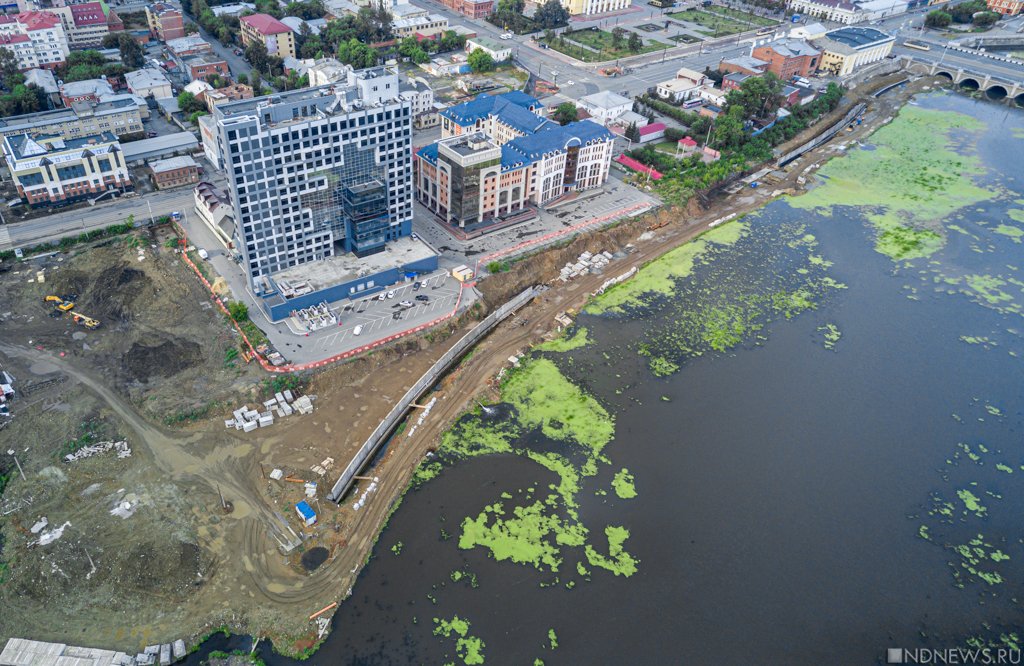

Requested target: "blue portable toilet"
[{"left": 296, "top": 500, "right": 317, "bottom": 526}]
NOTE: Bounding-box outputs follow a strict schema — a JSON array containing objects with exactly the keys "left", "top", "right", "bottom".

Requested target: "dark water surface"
[{"left": 191, "top": 93, "right": 1024, "bottom": 664}]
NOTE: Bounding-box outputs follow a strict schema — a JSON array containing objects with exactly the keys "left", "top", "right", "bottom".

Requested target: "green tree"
[
  {"left": 249, "top": 69, "right": 262, "bottom": 94},
  {"left": 438, "top": 29, "right": 466, "bottom": 52},
  {"left": 948, "top": 0, "right": 986, "bottom": 22},
  {"left": 972, "top": 10, "right": 999, "bottom": 26},
  {"left": 354, "top": 0, "right": 393, "bottom": 43},
  {"left": 177, "top": 90, "right": 206, "bottom": 114},
  {"left": 0, "top": 47, "right": 23, "bottom": 90},
  {"left": 227, "top": 301, "right": 249, "bottom": 321},
  {"left": 624, "top": 121, "right": 641, "bottom": 142},
  {"left": 496, "top": 0, "right": 525, "bottom": 13},
  {"left": 102, "top": 33, "right": 145, "bottom": 69},
  {"left": 184, "top": 22, "right": 199, "bottom": 34},
  {"left": 627, "top": 31, "right": 642, "bottom": 52},
  {"left": 611, "top": 26, "right": 626, "bottom": 49},
  {"left": 726, "top": 71, "right": 784, "bottom": 121},
  {"left": 534, "top": 0, "right": 569, "bottom": 28},
  {"left": 552, "top": 101, "right": 578, "bottom": 125},
  {"left": 712, "top": 105, "right": 748, "bottom": 150},
  {"left": 924, "top": 10, "right": 952, "bottom": 27},
  {"left": 336, "top": 37, "right": 378, "bottom": 68},
  {"left": 467, "top": 48, "right": 496, "bottom": 72},
  {"left": 245, "top": 40, "right": 270, "bottom": 73}
]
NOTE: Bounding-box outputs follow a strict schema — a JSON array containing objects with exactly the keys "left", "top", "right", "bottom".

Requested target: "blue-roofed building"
[
  {"left": 440, "top": 91, "right": 546, "bottom": 145},
  {"left": 416, "top": 117, "right": 616, "bottom": 227}
]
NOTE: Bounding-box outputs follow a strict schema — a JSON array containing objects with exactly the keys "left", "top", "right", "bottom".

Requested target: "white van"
[{"left": 353, "top": 325, "right": 363, "bottom": 335}]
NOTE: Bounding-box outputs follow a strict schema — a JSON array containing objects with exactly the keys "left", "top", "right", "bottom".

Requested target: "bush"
[{"left": 227, "top": 301, "right": 249, "bottom": 322}]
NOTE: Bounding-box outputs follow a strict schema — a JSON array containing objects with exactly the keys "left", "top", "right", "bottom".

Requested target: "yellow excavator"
[
  {"left": 44, "top": 295, "right": 75, "bottom": 312},
  {"left": 70, "top": 311, "right": 101, "bottom": 330}
]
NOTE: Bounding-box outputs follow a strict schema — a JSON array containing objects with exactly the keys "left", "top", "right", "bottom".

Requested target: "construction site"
[{"left": 0, "top": 70, "right": 931, "bottom": 657}]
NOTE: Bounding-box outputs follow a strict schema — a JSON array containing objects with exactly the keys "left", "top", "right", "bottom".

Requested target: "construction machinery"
[
  {"left": 44, "top": 295, "right": 74, "bottom": 312},
  {"left": 70, "top": 311, "right": 101, "bottom": 330}
]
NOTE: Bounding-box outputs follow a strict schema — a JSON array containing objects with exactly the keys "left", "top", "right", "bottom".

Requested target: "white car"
[
  {"left": 387, "top": 289, "right": 396, "bottom": 298},
  {"left": 353, "top": 324, "right": 363, "bottom": 335},
  {"left": 378, "top": 292, "right": 387, "bottom": 301},
  {"left": 399, "top": 300, "right": 413, "bottom": 307},
  {"left": 500, "top": 33, "right": 513, "bottom": 39},
  {"left": 197, "top": 248, "right": 209, "bottom": 260}
]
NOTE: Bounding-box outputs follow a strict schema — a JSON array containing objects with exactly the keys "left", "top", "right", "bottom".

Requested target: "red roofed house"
[
  {"left": 0, "top": 11, "right": 69, "bottom": 70},
  {"left": 678, "top": 135, "right": 699, "bottom": 156},
  {"left": 240, "top": 14, "right": 295, "bottom": 59},
  {"left": 636, "top": 122, "right": 666, "bottom": 144}
]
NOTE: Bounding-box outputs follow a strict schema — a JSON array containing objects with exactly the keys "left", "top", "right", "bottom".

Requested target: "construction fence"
[{"left": 326, "top": 285, "right": 539, "bottom": 503}]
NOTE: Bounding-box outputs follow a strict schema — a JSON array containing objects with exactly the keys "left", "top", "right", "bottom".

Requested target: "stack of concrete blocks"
[
  {"left": 558, "top": 250, "right": 614, "bottom": 282},
  {"left": 64, "top": 439, "right": 132, "bottom": 463},
  {"left": 225, "top": 392, "right": 316, "bottom": 432}
]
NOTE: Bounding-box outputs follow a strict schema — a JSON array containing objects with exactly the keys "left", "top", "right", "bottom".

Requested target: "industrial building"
[{"left": 816, "top": 26, "right": 894, "bottom": 76}]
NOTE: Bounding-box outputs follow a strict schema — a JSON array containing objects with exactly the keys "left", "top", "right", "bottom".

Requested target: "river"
[{"left": 190, "top": 91, "right": 1024, "bottom": 664}]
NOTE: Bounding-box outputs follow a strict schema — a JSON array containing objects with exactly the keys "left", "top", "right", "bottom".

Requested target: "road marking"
[{"left": 0, "top": 225, "right": 11, "bottom": 250}]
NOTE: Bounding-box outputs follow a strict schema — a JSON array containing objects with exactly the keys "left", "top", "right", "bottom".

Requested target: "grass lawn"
[
  {"left": 547, "top": 28, "right": 668, "bottom": 62},
  {"left": 653, "top": 140, "right": 682, "bottom": 153},
  {"left": 668, "top": 33, "right": 702, "bottom": 44},
  {"left": 702, "top": 5, "right": 778, "bottom": 27},
  {"left": 667, "top": 9, "right": 750, "bottom": 36}
]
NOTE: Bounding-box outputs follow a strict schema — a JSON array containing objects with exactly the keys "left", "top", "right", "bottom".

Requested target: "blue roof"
[
  {"left": 296, "top": 500, "right": 315, "bottom": 519},
  {"left": 501, "top": 120, "right": 615, "bottom": 170},
  {"left": 417, "top": 142, "right": 439, "bottom": 166},
  {"left": 495, "top": 100, "right": 552, "bottom": 134},
  {"left": 440, "top": 91, "right": 544, "bottom": 127}
]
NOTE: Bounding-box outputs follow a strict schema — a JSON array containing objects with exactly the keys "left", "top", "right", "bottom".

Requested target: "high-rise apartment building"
[{"left": 213, "top": 66, "right": 414, "bottom": 288}]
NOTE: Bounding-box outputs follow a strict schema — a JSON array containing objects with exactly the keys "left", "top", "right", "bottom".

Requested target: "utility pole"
[{"left": 6, "top": 449, "right": 25, "bottom": 481}]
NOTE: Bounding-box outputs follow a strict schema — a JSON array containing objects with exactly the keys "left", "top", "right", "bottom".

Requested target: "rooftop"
[
  {"left": 805, "top": 0, "right": 857, "bottom": 9},
  {"left": 0, "top": 33, "right": 30, "bottom": 45},
  {"left": 241, "top": 13, "right": 292, "bottom": 35},
  {"left": 824, "top": 26, "right": 892, "bottom": 48},
  {"left": 579, "top": 90, "right": 631, "bottom": 110},
  {"left": 17, "top": 10, "right": 61, "bottom": 30},
  {"left": 440, "top": 90, "right": 543, "bottom": 126},
  {"left": 166, "top": 34, "right": 211, "bottom": 54},
  {"left": 675, "top": 67, "right": 705, "bottom": 83},
  {"left": 24, "top": 69, "right": 58, "bottom": 93},
  {"left": 721, "top": 55, "right": 769, "bottom": 72},
  {"left": 659, "top": 78, "right": 701, "bottom": 92},
  {"left": 638, "top": 122, "right": 666, "bottom": 136},
  {"left": 150, "top": 155, "right": 198, "bottom": 172},
  {"left": 5, "top": 131, "right": 119, "bottom": 161},
  {"left": 0, "top": 638, "right": 129, "bottom": 666},
  {"left": 125, "top": 68, "right": 171, "bottom": 92},
  {"left": 762, "top": 38, "right": 820, "bottom": 58},
  {"left": 121, "top": 132, "right": 198, "bottom": 161},
  {"left": 60, "top": 78, "right": 114, "bottom": 97},
  {"left": 71, "top": 2, "right": 108, "bottom": 27},
  {"left": 272, "top": 236, "right": 437, "bottom": 292},
  {"left": 468, "top": 36, "right": 506, "bottom": 51}
]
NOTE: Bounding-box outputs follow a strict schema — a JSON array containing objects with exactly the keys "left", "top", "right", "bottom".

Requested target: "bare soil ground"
[{"left": 0, "top": 73, "right": 933, "bottom": 655}]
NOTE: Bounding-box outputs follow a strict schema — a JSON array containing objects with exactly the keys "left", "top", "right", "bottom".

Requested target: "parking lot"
[{"left": 278, "top": 271, "right": 469, "bottom": 360}]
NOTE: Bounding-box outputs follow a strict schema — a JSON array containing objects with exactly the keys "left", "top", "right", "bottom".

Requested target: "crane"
[{"left": 70, "top": 311, "right": 101, "bottom": 330}]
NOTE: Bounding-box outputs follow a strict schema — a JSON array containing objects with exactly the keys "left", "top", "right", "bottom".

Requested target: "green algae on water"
[
  {"left": 819, "top": 323, "right": 841, "bottom": 350},
  {"left": 537, "top": 327, "right": 591, "bottom": 353},
  {"left": 612, "top": 468, "right": 637, "bottom": 499},
  {"left": 789, "top": 105, "right": 993, "bottom": 262},
  {"left": 434, "top": 616, "right": 486, "bottom": 665},
  {"left": 993, "top": 224, "right": 1024, "bottom": 243},
  {"left": 547, "top": 629, "right": 558, "bottom": 649},
  {"left": 585, "top": 526, "right": 639, "bottom": 577}
]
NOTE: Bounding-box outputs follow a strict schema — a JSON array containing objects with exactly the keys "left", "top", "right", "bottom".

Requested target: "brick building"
[
  {"left": 150, "top": 155, "right": 199, "bottom": 189},
  {"left": 440, "top": 0, "right": 493, "bottom": 18},
  {"left": 145, "top": 2, "right": 185, "bottom": 41},
  {"left": 751, "top": 39, "right": 820, "bottom": 80}
]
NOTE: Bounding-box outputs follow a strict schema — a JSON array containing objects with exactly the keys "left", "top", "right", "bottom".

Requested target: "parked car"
[
  {"left": 415, "top": 294, "right": 430, "bottom": 302},
  {"left": 378, "top": 292, "right": 387, "bottom": 301},
  {"left": 411, "top": 232, "right": 419, "bottom": 240},
  {"left": 399, "top": 300, "right": 413, "bottom": 307},
  {"left": 387, "top": 289, "right": 395, "bottom": 298},
  {"left": 197, "top": 248, "right": 208, "bottom": 260},
  {"left": 413, "top": 281, "right": 421, "bottom": 290},
  {"left": 146, "top": 131, "right": 157, "bottom": 138},
  {"left": 500, "top": 33, "right": 513, "bottom": 39},
  {"left": 353, "top": 324, "right": 363, "bottom": 335}
]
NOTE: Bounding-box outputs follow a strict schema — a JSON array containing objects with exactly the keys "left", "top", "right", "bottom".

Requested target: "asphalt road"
[{"left": 0, "top": 188, "right": 196, "bottom": 250}]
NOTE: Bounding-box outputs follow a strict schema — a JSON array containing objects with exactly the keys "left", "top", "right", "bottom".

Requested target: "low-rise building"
[
  {"left": 2, "top": 132, "right": 131, "bottom": 207},
  {"left": 401, "top": 77, "right": 434, "bottom": 117},
  {"left": 210, "top": 2, "right": 256, "bottom": 17},
  {"left": 722, "top": 71, "right": 753, "bottom": 91},
  {"left": 125, "top": 67, "right": 173, "bottom": 99},
  {"left": 240, "top": 13, "right": 296, "bottom": 59},
  {"left": 789, "top": 21, "right": 828, "bottom": 40},
  {"left": 421, "top": 53, "right": 470, "bottom": 77},
  {"left": 166, "top": 34, "right": 213, "bottom": 58},
  {"left": 194, "top": 180, "right": 235, "bottom": 248},
  {"left": 24, "top": 68, "right": 59, "bottom": 105},
  {"left": 656, "top": 78, "right": 703, "bottom": 102},
  {"left": 718, "top": 54, "right": 769, "bottom": 75},
  {"left": 465, "top": 36, "right": 511, "bottom": 62},
  {"left": 987, "top": 0, "right": 1022, "bottom": 13},
  {"left": 182, "top": 52, "right": 230, "bottom": 82},
  {"left": 752, "top": 38, "right": 820, "bottom": 79},
  {"left": 577, "top": 90, "right": 632, "bottom": 126},
  {"left": 145, "top": 2, "right": 184, "bottom": 41},
  {"left": 697, "top": 85, "right": 728, "bottom": 107},
  {"left": 306, "top": 57, "right": 350, "bottom": 85},
  {"left": 0, "top": 11, "right": 69, "bottom": 70},
  {"left": 563, "top": 0, "right": 631, "bottom": 15},
  {"left": 0, "top": 97, "right": 144, "bottom": 139},
  {"left": 815, "top": 26, "right": 894, "bottom": 76},
  {"left": 393, "top": 13, "right": 448, "bottom": 38},
  {"left": 197, "top": 113, "right": 221, "bottom": 168},
  {"left": 150, "top": 155, "right": 199, "bottom": 189},
  {"left": 440, "top": 0, "right": 493, "bottom": 18},
  {"left": 787, "top": 0, "right": 862, "bottom": 23},
  {"left": 203, "top": 83, "right": 253, "bottom": 110},
  {"left": 60, "top": 78, "right": 114, "bottom": 106}
]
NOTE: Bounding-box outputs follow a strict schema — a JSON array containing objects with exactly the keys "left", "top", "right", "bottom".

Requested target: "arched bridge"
[{"left": 906, "top": 59, "right": 1024, "bottom": 106}]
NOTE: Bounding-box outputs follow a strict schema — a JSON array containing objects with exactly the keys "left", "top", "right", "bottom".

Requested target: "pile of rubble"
[
  {"left": 351, "top": 476, "right": 380, "bottom": 512},
  {"left": 0, "top": 638, "right": 188, "bottom": 666},
  {"left": 64, "top": 439, "right": 131, "bottom": 463},
  {"left": 225, "top": 390, "right": 315, "bottom": 432},
  {"left": 558, "top": 250, "right": 615, "bottom": 282}
]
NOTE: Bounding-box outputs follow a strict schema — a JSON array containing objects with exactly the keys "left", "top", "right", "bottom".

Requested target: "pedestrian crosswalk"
[{"left": 0, "top": 224, "right": 11, "bottom": 251}]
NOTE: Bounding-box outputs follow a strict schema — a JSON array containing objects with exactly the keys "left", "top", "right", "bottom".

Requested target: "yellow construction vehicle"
[
  {"left": 70, "top": 311, "right": 101, "bottom": 330},
  {"left": 44, "top": 295, "right": 75, "bottom": 312}
]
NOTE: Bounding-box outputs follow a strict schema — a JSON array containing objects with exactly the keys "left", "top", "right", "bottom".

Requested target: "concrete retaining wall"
[
  {"left": 326, "top": 285, "right": 539, "bottom": 502},
  {"left": 776, "top": 102, "right": 866, "bottom": 167}
]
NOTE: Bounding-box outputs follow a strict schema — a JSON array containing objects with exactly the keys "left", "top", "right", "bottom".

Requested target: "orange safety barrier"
[{"left": 171, "top": 221, "right": 466, "bottom": 375}]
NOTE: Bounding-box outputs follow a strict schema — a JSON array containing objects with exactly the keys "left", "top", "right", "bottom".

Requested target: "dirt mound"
[
  {"left": 124, "top": 338, "right": 203, "bottom": 383},
  {"left": 119, "top": 541, "right": 205, "bottom": 598}
]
